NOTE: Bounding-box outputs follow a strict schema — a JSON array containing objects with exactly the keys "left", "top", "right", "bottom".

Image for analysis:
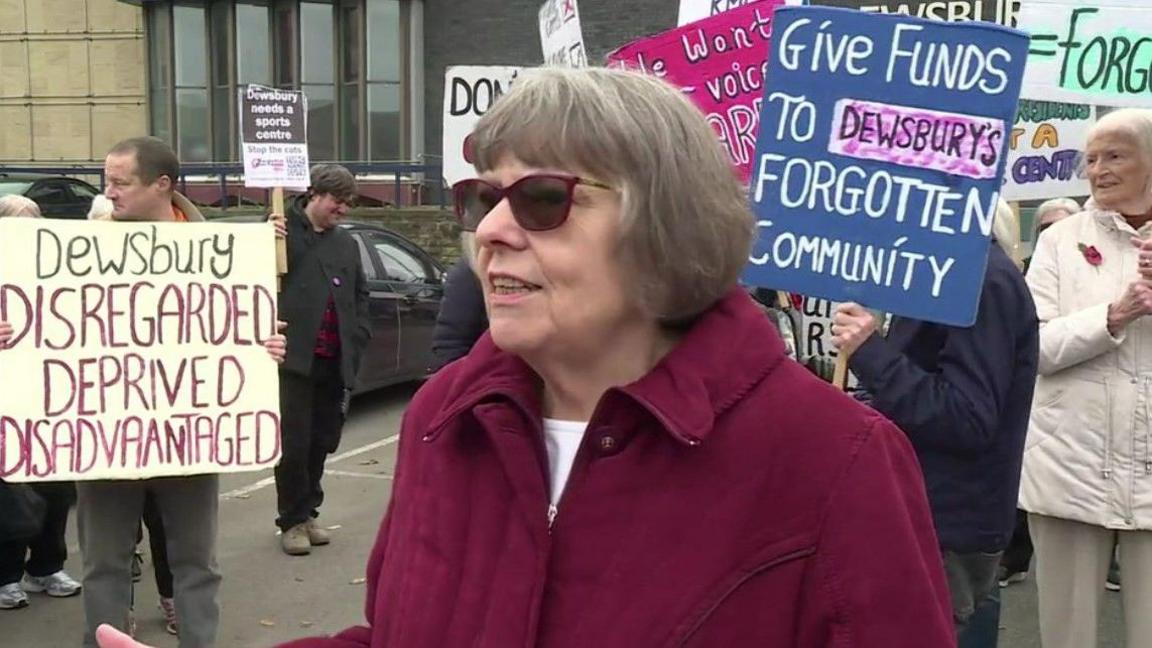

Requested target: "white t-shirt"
[{"left": 542, "top": 418, "right": 588, "bottom": 506}]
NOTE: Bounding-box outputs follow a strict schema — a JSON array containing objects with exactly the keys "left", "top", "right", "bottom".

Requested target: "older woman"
[
  {"left": 98, "top": 67, "right": 953, "bottom": 648},
  {"left": 1020, "top": 108, "right": 1152, "bottom": 648},
  {"left": 0, "top": 194, "right": 41, "bottom": 218},
  {"left": 1034, "top": 197, "right": 1082, "bottom": 237}
]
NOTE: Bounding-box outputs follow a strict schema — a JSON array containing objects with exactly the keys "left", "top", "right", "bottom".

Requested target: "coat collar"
[
  {"left": 425, "top": 288, "right": 787, "bottom": 446},
  {"left": 1085, "top": 202, "right": 1152, "bottom": 237}
]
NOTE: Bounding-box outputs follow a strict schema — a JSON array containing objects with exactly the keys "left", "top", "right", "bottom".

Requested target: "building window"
[
  {"left": 301, "top": 1, "right": 336, "bottom": 161},
  {"left": 339, "top": 2, "right": 362, "bottom": 160},
  {"left": 146, "top": 0, "right": 407, "bottom": 166},
  {"left": 210, "top": 1, "right": 233, "bottom": 162},
  {"left": 236, "top": 3, "right": 272, "bottom": 86},
  {"left": 367, "top": 0, "right": 401, "bottom": 160},
  {"left": 174, "top": 5, "right": 210, "bottom": 163},
  {"left": 147, "top": 4, "right": 173, "bottom": 146}
]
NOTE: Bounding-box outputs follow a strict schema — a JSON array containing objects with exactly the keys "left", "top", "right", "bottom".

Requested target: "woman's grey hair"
[
  {"left": 469, "top": 66, "right": 756, "bottom": 324},
  {"left": 0, "top": 194, "right": 41, "bottom": 218},
  {"left": 993, "top": 198, "right": 1022, "bottom": 269},
  {"left": 1086, "top": 108, "right": 1152, "bottom": 204},
  {"left": 1032, "top": 197, "right": 1081, "bottom": 235}
]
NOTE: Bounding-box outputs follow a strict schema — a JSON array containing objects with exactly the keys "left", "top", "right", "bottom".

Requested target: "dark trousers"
[
  {"left": 943, "top": 550, "right": 1002, "bottom": 648},
  {"left": 1001, "top": 509, "right": 1033, "bottom": 574},
  {"left": 135, "top": 491, "right": 173, "bottom": 598},
  {"left": 0, "top": 482, "right": 74, "bottom": 585},
  {"left": 275, "top": 356, "right": 346, "bottom": 531}
]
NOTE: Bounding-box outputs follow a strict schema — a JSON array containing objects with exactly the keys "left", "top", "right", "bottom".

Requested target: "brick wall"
[
  {"left": 357, "top": 207, "right": 463, "bottom": 266},
  {"left": 422, "top": 0, "right": 678, "bottom": 164}
]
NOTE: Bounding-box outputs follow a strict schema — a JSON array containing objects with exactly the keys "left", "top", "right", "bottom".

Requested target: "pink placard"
[
  {"left": 829, "top": 98, "right": 1006, "bottom": 180},
  {"left": 606, "top": 0, "right": 784, "bottom": 181}
]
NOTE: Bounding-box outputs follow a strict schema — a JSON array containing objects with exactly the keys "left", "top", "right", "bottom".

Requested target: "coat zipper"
[
  {"left": 1142, "top": 378, "right": 1152, "bottom": 475},
  {"left": 1103, "top": 379, "right": 1114, "bottom": 479},
  {"left": 674, "top": 547, "right": 815, "bottom": 647}
]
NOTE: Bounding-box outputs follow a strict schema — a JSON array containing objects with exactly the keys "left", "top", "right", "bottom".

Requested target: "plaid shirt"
[{"left": 313, "top": 296, "right": 341, "bottom": 358}]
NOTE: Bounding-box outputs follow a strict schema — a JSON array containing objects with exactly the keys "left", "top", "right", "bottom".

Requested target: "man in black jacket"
[
  {"left": 274, "top": 164, "right": 371, "bottom": 556},
  {"left": 430, "top": 252, "right": 488, "bottom": 371},
  {"left": 831, "top": 240, "right": 1038, "bottom": 648}
]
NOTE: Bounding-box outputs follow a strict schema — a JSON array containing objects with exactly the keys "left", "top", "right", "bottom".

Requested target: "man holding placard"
[
  {"left": 74, "top": 136, "right": 287, "bottom": 648},
  {"left": 271, "top": 164, "right": 370, "bottom": 557},
  {"left": 740, "top": 6, "right": 1037, "bottom": 645}
]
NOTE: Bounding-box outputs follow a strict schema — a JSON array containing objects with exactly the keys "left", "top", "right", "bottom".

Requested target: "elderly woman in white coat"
[{"left": 1020, "top": 107, "right": 1152, "bottom": 648}]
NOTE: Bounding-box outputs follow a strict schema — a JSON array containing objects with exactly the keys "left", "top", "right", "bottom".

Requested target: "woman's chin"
[{"left": 489, "top": 327, "right": 542, "bottom": 357}]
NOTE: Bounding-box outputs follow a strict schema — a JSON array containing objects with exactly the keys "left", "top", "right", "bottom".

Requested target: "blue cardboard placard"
[{"left": 741, "top": 6, "right": 1029, "bottom": 326}]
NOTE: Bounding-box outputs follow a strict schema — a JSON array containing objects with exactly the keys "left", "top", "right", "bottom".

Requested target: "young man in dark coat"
[
  {"left": 831, "top": 238, "right": 1039, "bottom": 648},
  {"left": 274, "top": 164, "right": 371, "bottom": 556}
]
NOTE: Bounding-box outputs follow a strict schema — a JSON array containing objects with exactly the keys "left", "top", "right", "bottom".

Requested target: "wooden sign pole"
[
  {"left": 775, "top": 290, "right": 791, "bottom": 310},
  {"left": 832, "top": 352, "right": 851, "bottom": 391},
  {"left": 273, "top": 187, "right": 288, "bottom": 291}
]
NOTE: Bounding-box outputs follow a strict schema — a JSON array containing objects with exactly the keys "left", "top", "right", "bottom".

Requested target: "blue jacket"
[{"left": 849, "top": 243, "right": 1039, "bottom": 553}]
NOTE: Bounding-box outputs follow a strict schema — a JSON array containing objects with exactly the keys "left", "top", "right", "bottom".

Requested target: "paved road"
[{"left": 0, "top": 382, "right": 1126, "bottom": 647}]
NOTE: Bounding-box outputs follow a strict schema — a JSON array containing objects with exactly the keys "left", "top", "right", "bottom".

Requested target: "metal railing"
[{"left": 0, "top": 162, "right": 448, "bottom": 210}]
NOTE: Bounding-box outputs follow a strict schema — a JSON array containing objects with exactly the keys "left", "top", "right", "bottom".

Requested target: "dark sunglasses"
[{"left": 452, "top": 174, "right": 614, "bottom": 232}]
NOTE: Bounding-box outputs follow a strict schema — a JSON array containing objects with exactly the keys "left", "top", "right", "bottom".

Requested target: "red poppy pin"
[{"left": 1078, "top": 243, "right": 1103, "bottom": 266}]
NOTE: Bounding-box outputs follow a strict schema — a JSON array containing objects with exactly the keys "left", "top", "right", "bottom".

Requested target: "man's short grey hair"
[
  {"left": 1033, "top": 197, "right": 1081, "bottom": 235},
  {"left": 469, "top": 66, "right": 755, "bottom": 324},
  {"left": 0, "top": 194, "right": 41, "bottom": 218}
]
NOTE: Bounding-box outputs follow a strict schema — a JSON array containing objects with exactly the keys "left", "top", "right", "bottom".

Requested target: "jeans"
[{"left": 943, "top": 550, "right": 1002, "bottom": 647}]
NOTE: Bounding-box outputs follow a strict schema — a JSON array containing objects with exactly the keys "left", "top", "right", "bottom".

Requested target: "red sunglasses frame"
[{"left": 451, "top": 173, "right": 613, "bottom": 232}]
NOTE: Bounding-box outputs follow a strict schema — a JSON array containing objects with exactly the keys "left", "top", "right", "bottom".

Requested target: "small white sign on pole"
[
  {"left": 441, "top": 66, "right": 524, "bottom": 186},
  {"left": 678, "top": 0, "right": 762, "bottom": 25},
  {"left": 539, "top": 0, "right": 587, "bottom": 67},
  {"left": 677, "top": 0, "right": 805, "bottom": 26},
  {"left": 238, "top": 84, "right": 310, "bottom": 190}
]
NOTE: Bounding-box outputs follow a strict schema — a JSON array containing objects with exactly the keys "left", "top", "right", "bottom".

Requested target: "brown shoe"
[
  {"left": 280, "top": 524, "right": 311, "bottom": 555},
  {"left": 306, "top": 519, "right": 331, "bottom": 546}
]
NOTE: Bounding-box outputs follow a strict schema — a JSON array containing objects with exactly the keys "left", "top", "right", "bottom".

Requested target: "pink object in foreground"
[{"left": 274, "top": 290, "right": 956, "bottom": 648}]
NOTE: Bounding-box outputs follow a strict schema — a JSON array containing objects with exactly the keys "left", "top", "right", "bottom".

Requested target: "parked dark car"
[
  {"left": 0, "top": 172, "right": 100, "bottom": 218},
  {"left": 218, "top": 215, "right": 445, "bottom": 393}
]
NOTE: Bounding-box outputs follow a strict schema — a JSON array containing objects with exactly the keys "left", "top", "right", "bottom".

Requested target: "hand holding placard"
[
  {"left": 830, "top": 302, "right": 877, "bottom": 390},
  {"left": 0, "top": 219, "right": 282, "bottom": 482}
]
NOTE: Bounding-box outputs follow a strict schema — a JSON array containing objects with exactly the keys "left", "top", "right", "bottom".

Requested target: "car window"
[
  {"left": 0, "top": 182, "right": 33, "bottom": 196},
  {"left": 67, "top": 181, "right": 98, "bottom": 201},
  {"left": 362, "top": 232, "right": 430, "bottom": 283},
  {"left": 352, "top": 234, "right": 379, "bottom": 281},
  {"left": 26, "top": 181, "right": 72, "bottom": 205}
]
